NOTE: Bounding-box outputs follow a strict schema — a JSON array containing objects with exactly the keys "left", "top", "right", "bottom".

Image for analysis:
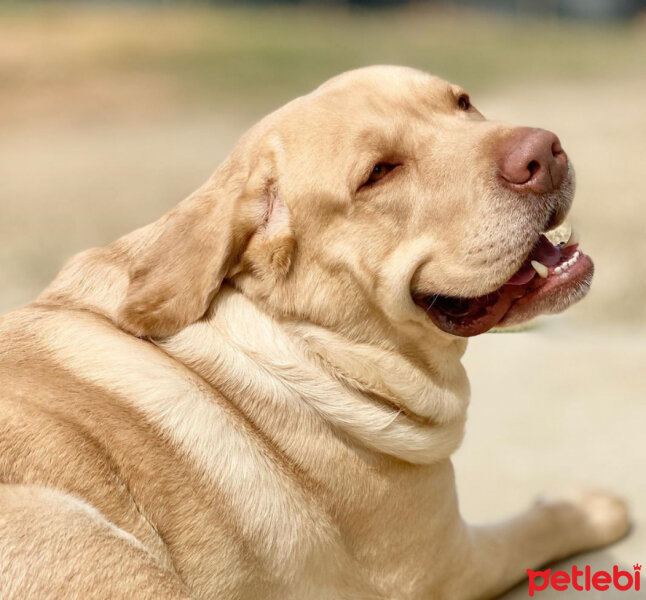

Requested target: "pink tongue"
[
  {"left": 505, "top": 234, "right": 562, "bottom": 286},
  {"left": 532, "top": 234, "right": 561, "bottom": 266},
  {"left": 506, "top": 265, "right": 535, "bottom": 285}
]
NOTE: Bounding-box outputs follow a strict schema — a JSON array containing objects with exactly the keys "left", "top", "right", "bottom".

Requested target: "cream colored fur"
[{"left": 0, "top": 66, "right": 628, "bottom": 599}]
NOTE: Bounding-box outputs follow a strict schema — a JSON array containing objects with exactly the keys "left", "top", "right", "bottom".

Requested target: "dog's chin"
[{"left": 412, "top": 230, "right": 593, "bottom": 337}]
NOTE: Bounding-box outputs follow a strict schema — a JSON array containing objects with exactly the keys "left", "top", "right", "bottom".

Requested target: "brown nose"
[{"left": 497, "top": 127, "right": 568, "bottom": 194}]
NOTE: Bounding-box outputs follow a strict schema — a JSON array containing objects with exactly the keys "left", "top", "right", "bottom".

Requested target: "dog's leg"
[{"left": 455, "top": 489, "right": 629, "bottom": 599}]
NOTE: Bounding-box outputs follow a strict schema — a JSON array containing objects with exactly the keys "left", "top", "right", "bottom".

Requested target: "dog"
[{"left": 0, "top": 66, "right": 628, "bottom": 599}]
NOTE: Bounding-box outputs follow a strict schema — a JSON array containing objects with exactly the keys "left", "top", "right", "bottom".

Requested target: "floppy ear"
[
  {"left": 237, "top": 182, "right": 295, "bottom": 283},
  {"left": 116, "top": 147, "right": 293, "bottom": 338}
]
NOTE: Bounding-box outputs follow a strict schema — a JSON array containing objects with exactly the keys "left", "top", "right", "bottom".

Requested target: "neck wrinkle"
[
  {"left": 285, "top": 320, "right": 470, "bottom": 426},
  {"left": 161, "top": 288, "right": 469, "bottom": 465}
]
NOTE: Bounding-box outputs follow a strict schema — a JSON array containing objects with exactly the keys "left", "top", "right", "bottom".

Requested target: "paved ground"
[{"left": 455, "top": 318, "right": 645, "bottom": 598}]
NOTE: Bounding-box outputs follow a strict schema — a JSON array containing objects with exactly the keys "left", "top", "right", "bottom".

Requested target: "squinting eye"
[
  {"left": 364, "top": 162, "right": 397, "bottom": 186},
  {"left": 457, "top": 94, "right": 471, "bottom": 111}
]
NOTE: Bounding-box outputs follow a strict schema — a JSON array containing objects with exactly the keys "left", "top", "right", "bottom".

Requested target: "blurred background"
[{"left": 1, "top": 1, "right": 644, "bottom": 597}]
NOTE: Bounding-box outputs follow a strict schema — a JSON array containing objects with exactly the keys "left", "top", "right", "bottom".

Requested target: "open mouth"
[{"left": 413, "top": 228, "right": 594, "bottom": 337}]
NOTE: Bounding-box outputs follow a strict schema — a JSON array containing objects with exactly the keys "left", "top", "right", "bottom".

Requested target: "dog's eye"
[
  {"left": 363, "top": 162, "right": 397, "bottom": 187},
  {"left": 457, "top": 94, "right": 471, "bottom": 111}
]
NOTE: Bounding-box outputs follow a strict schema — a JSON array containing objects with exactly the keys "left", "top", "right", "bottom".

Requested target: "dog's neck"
[{"left": 158, "top": 286, "right": 470, "bottom": 465}]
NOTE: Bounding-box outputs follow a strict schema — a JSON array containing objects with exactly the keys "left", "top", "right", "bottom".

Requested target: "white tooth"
[
  {"left": 545, "top": 223, "right": 571, "bottom": 246},
  {"left": 531, "top": 260, "right": 549, "bottom": 278},
  {"left": 567, "top": 257, "right": 576, "bottom": 267},
  {"left": 573, "top": 251, "right": 580, "bottom": 260},
  {"left": 555, "top": 266, "right": 563, "bottom": 274},
  {"left": 565, "top": 226, "right": 579, "bottom": 247}
]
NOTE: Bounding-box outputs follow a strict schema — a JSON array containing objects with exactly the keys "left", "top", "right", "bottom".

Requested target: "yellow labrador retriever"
[{"left": 0, "top": 66, "right": 628, "bottom": 599}]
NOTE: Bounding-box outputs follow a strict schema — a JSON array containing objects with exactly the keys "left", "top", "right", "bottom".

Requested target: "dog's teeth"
[
  {"left": 531, "top": 260, "right": 549, "bottom": 278},
  {"left": 565, "top": 226, "right": 579, "bottom": 247},
  {"left": 545, "top": 223, "right": 571, "bottom": 246},
  {"left": 554, "top": 266, "right": 563, "bottom": 274}
]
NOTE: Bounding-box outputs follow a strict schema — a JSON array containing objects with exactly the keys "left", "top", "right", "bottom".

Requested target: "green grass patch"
[{"left": 2, "top": 2, "right": 645, "bottom": 109}]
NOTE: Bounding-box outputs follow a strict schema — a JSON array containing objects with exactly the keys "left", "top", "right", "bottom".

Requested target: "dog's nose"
[{"left": 497, "top": 127, "right": 567, "bottom": 194}]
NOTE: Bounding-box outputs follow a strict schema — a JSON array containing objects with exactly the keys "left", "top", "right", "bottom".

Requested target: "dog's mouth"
[{"left": 412, "top": 228, "right": 594, "bottom": 337}]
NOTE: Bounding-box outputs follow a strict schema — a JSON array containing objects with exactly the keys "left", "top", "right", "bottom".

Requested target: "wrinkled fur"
[{"left": 0, "top": 67, "right": 628, "bottom": 599}]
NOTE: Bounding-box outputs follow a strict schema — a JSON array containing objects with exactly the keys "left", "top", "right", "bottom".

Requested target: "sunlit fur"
[{"left": 0, "top": 66, "right": 626, "bottom": 600}]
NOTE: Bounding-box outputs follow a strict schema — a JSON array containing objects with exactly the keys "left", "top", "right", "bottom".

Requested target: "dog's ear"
[
  {"left": 116, "top": 144, "right": 293, "bottom": 338},
  {"left": 234, "top": 181, "right": 295, "bottom": 284}
]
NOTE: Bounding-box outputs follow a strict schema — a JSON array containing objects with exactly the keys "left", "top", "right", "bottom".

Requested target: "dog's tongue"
[
  {"left": 416, "top": 227, "right": 588, "bottom": 337},
  {"left": 419, "top": 233, "right": 573, "bottom": 336},
  {"left": 506, "top": 235, "right": 562, "bottom": 285}
]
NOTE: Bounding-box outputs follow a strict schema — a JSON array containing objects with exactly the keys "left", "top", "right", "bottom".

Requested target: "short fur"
[{"left": 0, "top": 66, "right": 628, "bottom": 599}]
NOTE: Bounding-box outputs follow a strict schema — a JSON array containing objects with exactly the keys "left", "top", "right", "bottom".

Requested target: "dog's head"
[{"left": 116, "top": 66, "right": 592, "bottom": 344}]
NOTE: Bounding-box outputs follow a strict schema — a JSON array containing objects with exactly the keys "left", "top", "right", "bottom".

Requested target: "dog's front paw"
[{"left": 537, "top": 488, "right": 630, "bottom": 552}]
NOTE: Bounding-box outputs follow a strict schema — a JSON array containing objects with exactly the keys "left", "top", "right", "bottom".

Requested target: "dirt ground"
[{"left": 1, "top": 5, "right": 644, "bottom": 597}]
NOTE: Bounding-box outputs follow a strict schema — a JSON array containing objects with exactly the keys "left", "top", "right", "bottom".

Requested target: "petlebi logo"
[{"left": 527, "top": 563, "right": 641, "bottom": 596}]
